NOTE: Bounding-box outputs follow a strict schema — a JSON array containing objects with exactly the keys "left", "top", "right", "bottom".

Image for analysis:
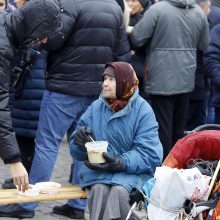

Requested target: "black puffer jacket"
[
  {"left": 45, "top": 0, "right": 131, "bottom": 96},
  {"left": 0, "top": 0, "right": 61, "bottom": 164}
]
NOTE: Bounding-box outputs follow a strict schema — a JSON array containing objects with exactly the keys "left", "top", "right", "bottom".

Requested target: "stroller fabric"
[{"left": 165, "top": 130, "right": 220, "bottom": 168}]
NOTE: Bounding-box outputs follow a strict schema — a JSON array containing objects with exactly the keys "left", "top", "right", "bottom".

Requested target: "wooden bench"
[{"left": 0, "top": 184, "right": 86, "bottom": 204}]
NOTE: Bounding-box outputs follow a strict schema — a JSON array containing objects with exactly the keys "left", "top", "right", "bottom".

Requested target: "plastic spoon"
[{"left": 88, "top": 135, "right": 99, "bottom": 147}]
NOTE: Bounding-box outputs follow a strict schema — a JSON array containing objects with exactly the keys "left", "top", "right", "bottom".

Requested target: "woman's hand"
[
  {"left": 9, "top": 162, "right": 29, "bottom": 192},
  {"left": 85, "top": 153, "right": 125, "bottom": 172}
]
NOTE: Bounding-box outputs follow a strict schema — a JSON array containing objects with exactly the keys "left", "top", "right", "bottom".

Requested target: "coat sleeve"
[
  {"left": 0, "top": 53, "right": 21, "bottom": 164},
  {"left": 130, "top": 6, "right": 158, "bottom": 48},
  {"left": 204, "top": 25, "right": 220, "bottom": 87},
  {"left": 121, "top": 103, "right": 163, "bottom": 174}
]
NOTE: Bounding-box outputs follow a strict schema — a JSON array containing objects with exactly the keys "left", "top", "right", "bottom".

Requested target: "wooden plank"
[{"left": 0, "top": 184, "right": 86, "bottom": 204}]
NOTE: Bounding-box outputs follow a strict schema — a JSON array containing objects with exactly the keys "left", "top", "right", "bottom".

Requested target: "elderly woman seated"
[{"left": 69, "top": 61, "right": 163, "bottom": 220}]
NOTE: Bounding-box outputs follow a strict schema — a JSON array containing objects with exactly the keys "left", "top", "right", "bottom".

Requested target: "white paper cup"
[
  {"left": 85, "top": 141, "right": 108, "bottom": 164},
  {"left": 35, "top": 182, "right": 61, "bottom": 194},
  {"left": 17, "top": 184, "right": 40, "bottom": 197}
]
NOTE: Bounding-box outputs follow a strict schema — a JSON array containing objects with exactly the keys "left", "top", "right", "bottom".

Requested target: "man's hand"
[
  {"left": 73, "top": 126, "right": 93, "bottom": 148},
  {"left": 9, "top": 162, "right": 29, "bottom": 192},
  {"left": 85, "top": 152, "right": 125, "bottom": 172}
]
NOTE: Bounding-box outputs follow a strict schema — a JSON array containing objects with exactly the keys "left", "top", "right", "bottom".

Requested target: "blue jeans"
[{"left": 20, "top": 90, "right": 97, "bottom": 211}]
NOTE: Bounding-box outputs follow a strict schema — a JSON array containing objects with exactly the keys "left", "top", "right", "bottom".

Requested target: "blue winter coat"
[
  {"left": 11, "top": 48, "right": 46, "bottom": 138},
  {"left": 70, "top": 89, "right": 163, "bottom": 192}
]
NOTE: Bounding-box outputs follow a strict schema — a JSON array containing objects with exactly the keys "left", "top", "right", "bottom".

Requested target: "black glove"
[
  {"left": 85, "top": 152, "right": 125, "bottom": 172},
  {"left": 73, "top": 126, "right": 93, "bottom": 148}
]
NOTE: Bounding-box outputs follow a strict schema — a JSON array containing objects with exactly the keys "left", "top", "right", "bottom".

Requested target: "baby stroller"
[{"left": 128, "top": 124, "right": 220, "bottom": 220}]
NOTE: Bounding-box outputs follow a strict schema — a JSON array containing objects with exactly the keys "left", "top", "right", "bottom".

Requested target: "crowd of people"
[{"left": 0, "top": 0, "right": 218, "bottom": 219}]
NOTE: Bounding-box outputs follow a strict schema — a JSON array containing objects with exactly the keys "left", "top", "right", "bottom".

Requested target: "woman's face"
[
  {"left": 14, "top": 0, "right": 27, "bottom": 8},
  {"left": 0, "top": 0, "right": 6, "bottom": 12},
  {"left": 102, "top": 75, "right": 117, "bottom": 99},
  {"left": 126, "top": 0, "right": 143, "bottom": 15}
]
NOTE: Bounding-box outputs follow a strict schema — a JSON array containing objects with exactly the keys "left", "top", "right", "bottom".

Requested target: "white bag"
[{"left": 147, "top": 166, "right": 210, "bottom": 220}]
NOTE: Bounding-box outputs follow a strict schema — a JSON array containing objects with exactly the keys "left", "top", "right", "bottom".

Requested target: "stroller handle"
[{"left": 185, "top": 124, "right": 220, "bottom": 136}]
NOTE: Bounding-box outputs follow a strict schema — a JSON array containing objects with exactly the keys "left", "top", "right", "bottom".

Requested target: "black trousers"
[
  {"left": 16, "top": 135, "right": 35, "bottom": 174},
  {"left": 150, "top": 93, "right": 190, "bottom": 160}
]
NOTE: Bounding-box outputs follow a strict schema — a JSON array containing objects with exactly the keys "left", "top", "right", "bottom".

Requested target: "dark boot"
[
  {"left": 2, "top": 178, "right": 16, "bottom": 189},
  {"left": 53, "top": 204, "right": 84, "bottom": 219},
  {"left": 0, "top": 204, "right": 34, "bottom": 218}
]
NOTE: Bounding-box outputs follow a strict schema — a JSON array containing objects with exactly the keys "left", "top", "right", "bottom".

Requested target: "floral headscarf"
[{"left": 103, "top": 62, "right": 139, "bottom": 112}]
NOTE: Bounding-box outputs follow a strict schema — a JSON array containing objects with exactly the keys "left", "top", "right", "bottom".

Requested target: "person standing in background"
[
  {"left": 2, "top": 0, "right": 48, "bottom": 190},
  {"left": 204, "top": 0, "right": 220, "bottom": 123},
  {"left": 204, "top": 24, "right": 220, "bottom": 124},
  {"left": 0, "top": 0, "right": 61, "bottom": 207},
  {"left": 0, "top": 0, "right": 131, "bottom": 218},
  {"left": 2, "top": 47, "right": 47, "bottom": 189},
  {"left": 115, "top": 0, "right": 131, "bottom": 28},
  {"left": 0, "top": 0, "right": 15, "bottom": 12},
  {"left": 209, "top": 0, "right": 220, "bottom": 29},
  {"left": 0, "top": 0, "right": 7, "bottom": 11},
  {"left": 126, "top": 0, "right": 151, "bottom": 100},
  {"left": 186, "top": 0, "right": 211, "bottom": 131},
  {"left": 131, "top": 0, "right": 209, "bottom": 159}
]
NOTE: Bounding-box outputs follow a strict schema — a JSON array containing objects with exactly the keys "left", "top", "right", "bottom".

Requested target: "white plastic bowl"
[
  {"left": 85, "top": 141, "right": 108, "bottom": 163},
  {"left": 35, "top": 182, "right": 61, "bottom": 194},
  {"left": 17, "top": 184, "right": 40, "bottom": 197}
]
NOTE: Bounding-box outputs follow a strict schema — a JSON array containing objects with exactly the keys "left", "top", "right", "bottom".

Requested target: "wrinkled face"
[
  {"left": 102, "top": 75, "right": 117, "bottom": 99},
  {"left": 126, "top": 0, "right": 143, "bottom": 15},
  {"left": 0, "top": 0, "right": 6, "bottom": 12},
  {"left": 14, "top": 0, "right": 27, "bottom": 8}
]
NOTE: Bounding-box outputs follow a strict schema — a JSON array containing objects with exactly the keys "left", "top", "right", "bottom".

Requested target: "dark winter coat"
[
  {"left": 208, "top": 5, "right": 220, "bottom": 30},
  {"left": 190, "top": 3, "right": 220, "bottom": 101},
  {"left": 204, "top": 24, "right": 220, "bottom": 107},
  {"left": 189, "top": 50, "right": 210, "bottom": 100},
  {"left": 115, "top": 0, "right": 125, "bottom": 11},
  {"left": 0, "top": 0, "right": 61, "bottom": 163},
  {"left": 212, "top": 0, "right": 220, "bottom": 7},
  {"left": 129, "top": 10, "right": 147, "bottom": 98},
  {"left": 11, "top": 48, "right": 46, "bottom": 138},
  {"left": 45, "top": 0, "right": 131, "bottom": 97}
]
